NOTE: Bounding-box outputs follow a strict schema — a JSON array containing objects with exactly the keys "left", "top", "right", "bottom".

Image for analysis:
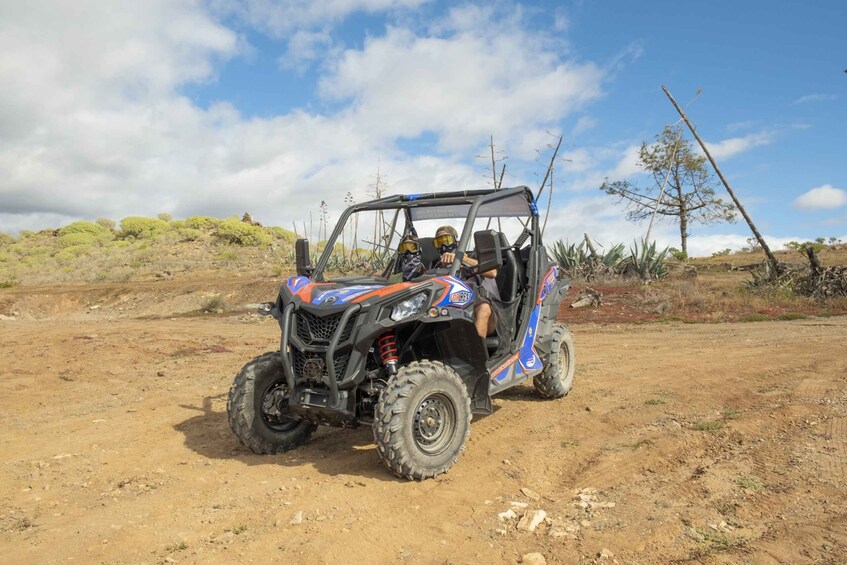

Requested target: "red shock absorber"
[{"left": 377, "top": 331, "right": 398, "bottom": 374}]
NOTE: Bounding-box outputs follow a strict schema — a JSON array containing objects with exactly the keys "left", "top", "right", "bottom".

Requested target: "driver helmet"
[
  {"left": 434, "top": 225, "right": 459, "bottom": 254},
  {"left": 398, "top": 234, "right": 421, "bottom": 257}
]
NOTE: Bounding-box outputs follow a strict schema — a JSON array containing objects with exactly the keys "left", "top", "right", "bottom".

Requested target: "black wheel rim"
[
  {"left": 261, "top": 380, "right": 299, "bottom": 432},
  {"left": 413, "top": 392, "right": 456, "bottom": 456}
]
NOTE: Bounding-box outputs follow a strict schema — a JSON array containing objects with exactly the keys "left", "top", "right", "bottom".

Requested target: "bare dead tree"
[{"left": 662, "top": 85, "right": 781, "bottom": 272}]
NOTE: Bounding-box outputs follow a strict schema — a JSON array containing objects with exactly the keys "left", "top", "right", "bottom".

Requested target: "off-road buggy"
[{"left": 227, "top": 186, "right": 575, "bottom": 479}]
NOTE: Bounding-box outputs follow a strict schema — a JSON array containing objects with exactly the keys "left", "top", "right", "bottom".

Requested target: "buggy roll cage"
[{"left": 311, "top": 186, "right": 540, "bottom": 281}]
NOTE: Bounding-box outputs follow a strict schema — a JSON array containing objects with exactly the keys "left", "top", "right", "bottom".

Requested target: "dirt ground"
[{"left": 1, "top": 280, "right": 846, "bottom": 564}]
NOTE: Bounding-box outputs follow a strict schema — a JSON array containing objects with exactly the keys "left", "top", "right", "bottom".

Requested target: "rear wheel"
[
  {"left": 227, "top": 352, "right": 316, "bottom": 454},
  {"left": 533, "top": 323, "right": 575, "bottom": 399},
  {"left": 373, "top": 361, "right": 472, "bottom": 480}
]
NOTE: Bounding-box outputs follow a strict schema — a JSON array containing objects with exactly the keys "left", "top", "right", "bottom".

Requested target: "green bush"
[
  {"left": 0, "top": 252, "right": 10, "bottom": 262},
  {"left": 185, "top": 216, "right": 222, "bottom": 230},
  {"left": 59, "top": 221, "right": 109, "bottom": 237},
  {"left": 157, "top": 213, "right": 173, "bottom": 222},
  {"left": 668, "top": 247, "right": 688, "bottom": 261},
  {"left": 0, "top": 232, "right": 15, "bottom": 245},
  {"left": 18, "top": 230, "right": 36, "bottom": 239},
  {"left": 266, "top": 226, "right": 298, "bottom": 243},
  {"left": 215, "top": 218, "right": 272, "bottom": 246},
  {"left": 119, "top": 217, "right": 169, "bottom": 239},
  {"left": 784, "top": 240, "right": 824, "bottom": 254},
  {"left": 21, "top": 255, "right": 46, "bottom": 267},
  {"left": 96, "top": 218, "right": 116, "bottom": 231},
  {"left": 57, "top": 232, "right": 97, "bottom": 248},
  {"left": 177, "top": 227, "right": 203, "bottom": 242},
  {"left": 22, "top": 246, "right": 52, "bottom": 256},
  {"left": 61, "top": 244, "right": 94, "bottom": 257},
  {"left": 711, "top": 248, "right": 732, "bottom": 257}
]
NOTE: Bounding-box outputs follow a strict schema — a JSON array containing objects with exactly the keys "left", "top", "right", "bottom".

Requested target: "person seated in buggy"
[
  {"left": 389, "top": 234, "right": 428, "bottom": 283},
  {"left": 432, "top": 225, "right": 500, "bottom": 338}
]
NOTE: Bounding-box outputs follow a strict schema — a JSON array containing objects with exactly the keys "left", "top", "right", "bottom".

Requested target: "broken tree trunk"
[
  {"left": 662, "top": 85, "right": 781, "bottom": 274},
  {"left": 570, "top": 287, "right": 603, "bottom": 309}
]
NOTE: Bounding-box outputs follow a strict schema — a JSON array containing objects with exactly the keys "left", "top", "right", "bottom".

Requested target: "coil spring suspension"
[{"left": 377, "top": 331, "right": 398, "bottom": 375}]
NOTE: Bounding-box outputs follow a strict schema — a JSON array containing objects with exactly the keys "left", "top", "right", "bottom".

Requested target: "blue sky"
[{"left": 1, "top": 0, "right": 845, "bottom": 255}]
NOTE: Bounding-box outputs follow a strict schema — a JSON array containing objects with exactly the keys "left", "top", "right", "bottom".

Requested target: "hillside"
[{"left": 2, "top": 215, "right": 846, "bottom": 323}]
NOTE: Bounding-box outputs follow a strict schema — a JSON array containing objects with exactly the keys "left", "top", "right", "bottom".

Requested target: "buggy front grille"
[
  {"left": 295, "top": 310, "right": 357, "bottom": 345},
  {"left": 293, "top": 349, "right": 351, "bottom": 382}
]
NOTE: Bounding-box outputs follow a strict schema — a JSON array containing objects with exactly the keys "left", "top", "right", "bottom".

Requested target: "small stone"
[
  {"left": 599, "top": 548, "right": 614, "bottom": 559},
  {"left": 521, "top": 487, "right": 541, "bottom": 501},
  {"left": 509, "top": 501, "right": 529, "bottom": 509},
  {"left": 290, "top": 511, "right": 303, "bottom": 525},
  {"left": 157, "top": 371, "right": 165, "bottom": 377},
  {"left": 498, "top": 509, "right": 518, "bottom": 521},
  {"left": 517, "top": 510, "right": 547, "bottom": 533},
  {"left": 521, "top": 552, "right": 546, "bottom": 565},
  {"left": 213, "top": 531, "right": 235, "bottom": 544},
  {"left": 580, "top": 520, "right": 592, "bottom": 528}
]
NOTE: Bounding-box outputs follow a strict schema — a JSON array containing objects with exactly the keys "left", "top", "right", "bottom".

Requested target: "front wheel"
[
  {"left": 373, "top": 361, "right": 472, "bottom": 480},
  {"left": 227, "top": 352, "right": 316, "bottom": 454},
  {"left": 533, "top": 323, "right": 576, "bottom": 399}
]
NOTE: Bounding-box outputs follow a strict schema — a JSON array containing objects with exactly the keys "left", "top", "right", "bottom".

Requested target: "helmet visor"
[
  {"left": 398, "top": 240, "right": 420, "bottom": 254},
  {"left": 433, "top": 233, "right": 456, "bottom": 250}
]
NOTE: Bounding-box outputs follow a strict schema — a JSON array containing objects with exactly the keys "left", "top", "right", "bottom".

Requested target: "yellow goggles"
[
  {"left": 433, "top": 233, "right": 456, "bottom": 249},
  {"left": 398, "top": 240, "right": 420, "bottom": 253}
]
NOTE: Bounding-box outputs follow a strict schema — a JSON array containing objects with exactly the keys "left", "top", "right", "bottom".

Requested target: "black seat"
[
  {"left": 494, "top": 233, "right": 523, "bottom": 304},
  {"left": 418, "top": 236, "right": 441, "bottom": 270}
]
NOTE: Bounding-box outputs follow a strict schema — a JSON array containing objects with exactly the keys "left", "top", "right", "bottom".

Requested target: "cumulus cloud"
[
  {"left": 0, "top": 1, "right": 612, "bottom": 234},
  {"left": 320, "top": 16, "right": 604, "bottom": 153},
  {"left": 792, "top": 184, "right": 847, "bottom": 210},
  {"left": 279, "top": 30, "right": 334, "bottom": 71},
  {"left": 704, "top": 131, "right": 775, "bottom": 160}
]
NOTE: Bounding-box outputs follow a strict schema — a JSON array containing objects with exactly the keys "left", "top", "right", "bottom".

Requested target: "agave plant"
[
  {"left": 627, "top": 238, "right": 669, "bottom": 281},
  {"left": 600, "top": 242, "right": 627, "bottom": 270},
  {"left": 549, "top": 240, "right": 589, "bottom": 271}
]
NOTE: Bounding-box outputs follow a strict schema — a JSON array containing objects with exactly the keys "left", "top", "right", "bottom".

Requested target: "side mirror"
[
  {"left": 472, "top": 230, "right": 502, "bottom": 274},
  {"left": 295, "top": 238, "right": 313, "bottom": 277}
]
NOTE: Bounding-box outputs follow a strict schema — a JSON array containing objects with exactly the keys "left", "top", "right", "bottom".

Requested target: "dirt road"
[{"left": 1, "top": 313, "right": 846, "bottom": 563}]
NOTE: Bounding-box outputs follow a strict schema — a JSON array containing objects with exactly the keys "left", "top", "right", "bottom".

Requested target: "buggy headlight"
[{"left": 390, "top": 293, "right": 428, "bottom": 322}]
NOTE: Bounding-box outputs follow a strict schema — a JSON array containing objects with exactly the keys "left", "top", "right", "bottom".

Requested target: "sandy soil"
[{"left": 1, "top": 283, "right": 846, "bottom": 564}]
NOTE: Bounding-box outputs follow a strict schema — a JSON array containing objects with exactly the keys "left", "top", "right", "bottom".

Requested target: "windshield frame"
[{"left": 311, "top": 186, "right": 538, "bottom": 282}]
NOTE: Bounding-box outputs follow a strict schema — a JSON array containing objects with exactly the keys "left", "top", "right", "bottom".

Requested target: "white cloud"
[
  {"left": 793, "top": 93, "right": 837, "bottom": 104},
  {"left": 3, "top": 1, "right": 607, "bottom": 234},
  {"left": 279, "top": 30, "right": 334, "bottom": 71},
  {"left": 792, "top": 184, "right": 847, "bottom": 210},
  {"left": 543, "top": 195, "right": 658, "bottom": 248},
  {"left": 684, "top": 233, "right": 804, "bottom": 257},
  {"left": 215, "top": 0, "right": 429, "bottom": 37},
  {"left": 704, "top": 131, "right": 775, "bottom": 160},
  {"left": 319, "top": 15, "right": 605, "bottom": 152},
  {"left": 572, "top": 116, "right": 597, "bottom": 137},
  {"left": 566, "top": 144, "right": 642, "bottom": 191}
]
